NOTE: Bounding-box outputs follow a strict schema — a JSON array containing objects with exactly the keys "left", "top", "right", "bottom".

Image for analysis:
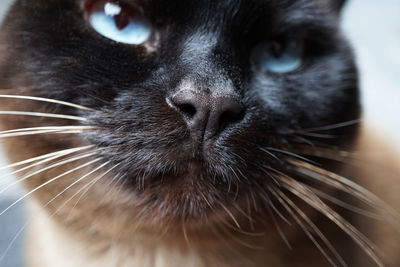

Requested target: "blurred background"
[{"left": 0, "top": 0, "right": 399, "bottom": 266}]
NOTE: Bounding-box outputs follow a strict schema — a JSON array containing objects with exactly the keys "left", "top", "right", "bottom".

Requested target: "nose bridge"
[
  {"left": 177, "top": 28, "right": 240, "bottom": 95},
  {"left": 176, "top": 75, "right": 237, "bottom": 98},
  {"left": 180, "top": 32, "right": 229, "bottom": 84},
  {"left": 167, "top": 30, "right": 244, "bottom": 142},
  {"left": 180, "top": 30, "right": 218, "bottom": 64}
]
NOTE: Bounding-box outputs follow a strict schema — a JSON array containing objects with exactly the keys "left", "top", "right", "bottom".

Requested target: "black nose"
[{"left": 169, "top": 90, "right": 245, "bottom": 141}]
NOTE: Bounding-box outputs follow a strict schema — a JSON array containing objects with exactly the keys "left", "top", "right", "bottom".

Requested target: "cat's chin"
[
  {"left": 161, "top": 160, "right": 207, "bottom": 182},
  {"left": 122, "top": 167, "right": 261, "bottom": 231}
]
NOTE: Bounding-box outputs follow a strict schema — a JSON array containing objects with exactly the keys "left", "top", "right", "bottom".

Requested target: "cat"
[{"left": 0, "top": 0, "right": 399, "bottom": 266}]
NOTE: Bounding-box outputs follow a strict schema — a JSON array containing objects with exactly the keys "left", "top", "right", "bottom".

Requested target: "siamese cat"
[{"left": 0, "top": 0, "right": 399, "bottom": 266}]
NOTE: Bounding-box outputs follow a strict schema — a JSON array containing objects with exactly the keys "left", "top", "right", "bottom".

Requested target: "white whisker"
[
  {"left": 0, "top": 111, "right": 86, "bottom": 121},
  {"left": 264, "top": 199, "right": 292, "bottom": 249},
  {"left": 208, "top": 225, "right": 257, "bottom": 266},
  {"left": 0, "top": 158, "right": 103, "bottom": 217},
  {"left": 62, "top": 162, "right": 123, "bottom": 218},
  {"left": 216, "top": 223, "right": 264, "bottom": 250},
  {"left": 288, "top": 159, "right": 400, "bottom": 224},
  {"left": 278, "top": 175, "right": 385, "bottom": 267},
  {"left": 0, "top": 126, "right": 96, "bottom": 135},
  {"left": 0, "top": 160, "right": 110, "bottom": 264},
  {"left": 0, "top": 150, "right": 100, "bottom": 196},
  {"left": 304, "top": 184, "right": 384, "bottom": 220},
  {"left": 266, "top": 147, "right": 317, "bottom": 165},
  {"left": 4, "top": 149, "right": 91, "bottom": 183},
  {"left": 0, "top": 94, "right": 95, "bottom": 111},
  {"left": 42, "top": 160, "right": 111, "bottom": 210},
  {"left": 0, "top": 145, "right": 94, "bottom": 171},
  {"left": 300, "top": 119, "right": 361, "bottom": 132},
  {"left": 0, "top": 129, "right": 91, "bottom": 138},
  {"left": 270, "top": 185, "right": 347, "bottom": 267},
  {"left": 0, "top": 222, "right": 26, "bottom": 264},
  {"left": 219, "top": 202, "right": 241, "bottom": 229},
  {"left": 256, "top": 184, "right": 290, "bottom": 225}
]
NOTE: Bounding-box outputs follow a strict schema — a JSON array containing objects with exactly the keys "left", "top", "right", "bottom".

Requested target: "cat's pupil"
[
  {"left": 270, "top": 41, "right": 283, "bottom": 58},
  {"left": 104, "top": 3, "right": 133, "bottom": 30}
]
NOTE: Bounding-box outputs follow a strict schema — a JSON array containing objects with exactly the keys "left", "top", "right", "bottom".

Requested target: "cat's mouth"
[{"left": 146, "top": 158, "right": 212, "bottom": 186}]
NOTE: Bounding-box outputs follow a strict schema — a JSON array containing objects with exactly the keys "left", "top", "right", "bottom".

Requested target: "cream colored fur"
[{"left": 26, "top": 124, "right": 400, "bottom": 267}]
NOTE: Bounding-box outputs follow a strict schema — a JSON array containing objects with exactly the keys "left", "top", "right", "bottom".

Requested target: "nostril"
[
  {"left": 169, "top": 91, "right": 245, "bottom": 141},
  {"left": 218, "top": 104, "right": 245, "bottom": 132},
  {"left": 176, "top": 103, "right": 197, "bottom": 119}
]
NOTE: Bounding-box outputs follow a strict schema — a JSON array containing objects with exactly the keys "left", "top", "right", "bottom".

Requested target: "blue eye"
[
  {"left": 251, "top": 40, "right": 304, "bottom": 73},
  {"left": 85, "top": 1, "right": 152, "bottom": 45}
]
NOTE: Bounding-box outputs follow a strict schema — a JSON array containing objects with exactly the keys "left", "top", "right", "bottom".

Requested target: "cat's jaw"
[
  {"left": 26, "top": 125, "right": 400, "bottom": 267},
  {"left": 26, "top": 199, "right": 329, "bottom": 267}
]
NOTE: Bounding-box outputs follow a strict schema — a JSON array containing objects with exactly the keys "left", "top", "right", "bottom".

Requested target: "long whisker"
[
  {"left": 220, "top": 219, "right": 266, "bottom": 237},
  {"left": 266, "top": 147, "right": 318, "bottom": 165},
  {"left": 295, "top": 132, "right": 337, "bottom": 139},
  {"left": 0, "top": 126, "right": 96, "bottom": 135},
  {"left": 299, "top": 119, "right": 361, "bottom": 133},
  {"left": 288, "top": 159, "right": 400, "bottom": 225},
  {"left": 199, "top": 191, "right": 260, "bottom": 236},
  {"left": 269, "top": 185, "right": 347, "bottom": 267},
  {"left": 264, "top": 196, "right": 292, "bottom": 249},
  {"left": 1, "top": 154, "right": 86, "bottom": 195},
  {"left": 233, "top": 203, "right": 256, "bottom": 224},
  {"left": 63, "top": 162, "right": 123, "bottom": 219},
  {"left": 287, "top": 161, "right": 378, "bottom": 209},
  {"left": 216, "top": 222, "right": 265, "bottom": 250},
  {"left": 303, "top": 184, "right": 384, "bottom": 220},
  {"left": 201, "top": 191, "right": 262, "bottom": 249},
  {"left": 219, "top": 201, "right": 241, "bottom": 229},
  {"left": 269, "top": 186, "right": 337, "bottom": 266},
  {"left": 280, "top": 120, "right": 361, "bottom": 136},
  {"left": 1, "top": 131, "right": 77, "bottom": 138},
  {"left": 257, "top": 185, "right": 291, "bottom": 225},
  {"left": 0, "top": 159, "right": 109, "bottom": 265},
  {"left": 0, "top": 149, "right": 101, "bottom": 196},
  {"left": 257, "top": 147, "right": 282, "bottom": 162},
  {"left": 0, "top": 94, "right": 95, "bottom": 111},
  {"left": 0, "top": 145, "right": 94, "bottom": 171},
  {"left": 42, "top": 160, "right": 111, "bottom": 211},
  {"left": 0, "top": 221, "right": 26, "bottom": 264},
  {"left": 209, "top": 225, "right": 257, "bottom": 266},
  {"left": 277, "top": 174, "right": 385, "bottom": 267},
  {"left": 0, "top": 157, "right": 103, "bottom": 217},
  {"left": 293, "top": 146, "right": 357, "bottom": 162},
  {"left": 0, "top": 128, "right": 95, "bottom": 138},
  {"left": 293, "top": 146, "right": 400, "bottom": 186},
  {"left": 107, "top": 173, "right": 128, "bottom": 198},
  {"left": 0, "top": 111, "right": 86, "bottom": 121}
]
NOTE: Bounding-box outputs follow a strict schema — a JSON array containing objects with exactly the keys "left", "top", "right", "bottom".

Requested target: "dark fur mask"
[{"left": 0, "top": 0, "right": 360, "bottom": 245}]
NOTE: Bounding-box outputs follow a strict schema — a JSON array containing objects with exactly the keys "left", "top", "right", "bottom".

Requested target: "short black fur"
[{"left": 0, "top": 0, "right": 359, "bottom": 224}]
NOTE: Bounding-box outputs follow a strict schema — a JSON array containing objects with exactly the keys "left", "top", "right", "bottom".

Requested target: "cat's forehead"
[
  {"left": 74, "top": 0, "right": 337, "bottom": 26},
  {"left": 14, "top": 0, "right": 339, "bottom": 35},
  {"left": 116, "top": 0, "right": 336, "bottom": 36},
  {"left": 117, "top": 0, "right": 329, "bottom": 9},
  {"left": 122, "top": 0, "right": 333, "bottom": 16}
]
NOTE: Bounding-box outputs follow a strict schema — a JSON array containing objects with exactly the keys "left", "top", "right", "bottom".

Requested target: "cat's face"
[{"left": 0, "top": 0, "right": 359, "bottom": 236}]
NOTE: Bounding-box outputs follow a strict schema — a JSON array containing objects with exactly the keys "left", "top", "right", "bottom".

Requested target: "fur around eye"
[
  {"left": 251, "top": 39, "right": 303, "bottom": 74},
  {"left": 85, "top": 0, "right": 152, "bottom": 45}
]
